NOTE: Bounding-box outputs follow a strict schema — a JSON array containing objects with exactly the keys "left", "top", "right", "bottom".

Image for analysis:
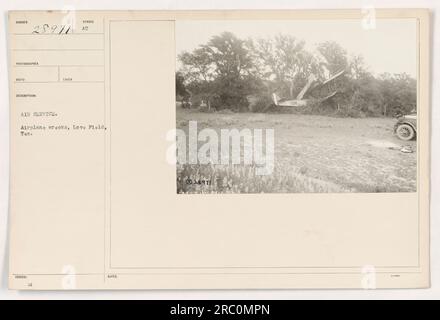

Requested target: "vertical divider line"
[
  {"left": 109, "top": 20, "right": 112, "bottom": 271},
  {"left": 103, "top": 16, "right": 107, "bottom": 283}
]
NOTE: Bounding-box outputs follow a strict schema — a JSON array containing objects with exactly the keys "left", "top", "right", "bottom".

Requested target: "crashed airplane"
[{"left": 271, "top": 69, "right": 346, "bottom": 108}]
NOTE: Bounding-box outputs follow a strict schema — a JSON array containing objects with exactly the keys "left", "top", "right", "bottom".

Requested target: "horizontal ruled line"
[
  {"left": 12, "top": 271, "right": 423, "bottom": 276},
  {"left": 14, "top": 81, "right": 104, "bottom": 84},
  {"left": 12, "top": 49, "right": 104, "bottom": 51},
  {"left": 13, "top": 33, "right": 104, "bottom": 36},
  {"left": 13, "top": 65, "right": 104, "bottom": 67}
]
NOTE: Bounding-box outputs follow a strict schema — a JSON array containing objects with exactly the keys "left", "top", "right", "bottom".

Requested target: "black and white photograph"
[
  {"left": 175, "top": 19, "right": 418, "bottom": 194},
  {"left": 1, "top": 5, "right": 435, "bottom": 297}
]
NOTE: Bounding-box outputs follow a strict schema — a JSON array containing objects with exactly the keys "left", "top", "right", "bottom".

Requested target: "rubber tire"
[{"left": 396, "top": 124, "right": 415, "bottom": 141}]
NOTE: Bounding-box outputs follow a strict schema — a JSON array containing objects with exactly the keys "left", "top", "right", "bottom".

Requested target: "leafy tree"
[
  {"left": 349, "top": 74, "right": 384, "bottom": 116},
  {"left": 178, "top": 32, "right": 261, "bottom": 110},
  {"left": 317, "top": 41, "right": 349, "bottom": 74},
  {"left": 175, "top": 72, "right": 188, "bottom": 99},
  {"left": 379, "top": 73, "right": 417, "bottom": 116},
  {"left": 349, "top": 54, "right": 370, "bottom": 80},
  {"left": 178, "top": 47, "right": 215, "bottom": 109},
  {"left": 204, "top": 32, "right": 255, "bottom": 78},
  {"left": 252, "top": 35, "right": 324, "bottom": 98},
  {"left": 179, "top": 47, "right": 214, "bottom": 82}
]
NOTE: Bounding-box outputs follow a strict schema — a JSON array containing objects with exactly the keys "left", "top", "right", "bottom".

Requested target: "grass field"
[{"left": 176, "top": 107, "right": 417, "bottom": 193}]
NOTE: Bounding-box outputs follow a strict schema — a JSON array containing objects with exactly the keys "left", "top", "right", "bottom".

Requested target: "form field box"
[
  {"left": 13, "top": 66, "right": 58, "bottom": 83},
  {"left": 12, "top": 50, "right": 104, "bottom": 67},
  {"left": 60, "top": 66, "right": 104, "bottom": 82},
  {"left": 12, "top": 34, "right": 104, "bottom": 50}
]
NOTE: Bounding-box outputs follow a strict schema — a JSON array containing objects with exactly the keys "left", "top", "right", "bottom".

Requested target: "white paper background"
[{"left": 0, "top": 0, "right": 438, "bottom": 299}]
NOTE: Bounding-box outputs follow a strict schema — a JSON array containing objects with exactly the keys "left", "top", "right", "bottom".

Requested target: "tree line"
[{"left": 176, "top": 32, "right": 416, "bottom": 117}]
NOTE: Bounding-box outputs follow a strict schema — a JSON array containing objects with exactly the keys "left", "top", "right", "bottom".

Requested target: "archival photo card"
[
  {"left": 175, "top": 19, "right": 418, "bottom": 194},
  {"left": 7, "top": 9, "right": 430, "bottom": 290}
]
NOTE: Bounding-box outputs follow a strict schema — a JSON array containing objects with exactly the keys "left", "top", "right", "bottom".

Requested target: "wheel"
[{"left": 396, "top": 124, "right": 415, "bottom": 141}]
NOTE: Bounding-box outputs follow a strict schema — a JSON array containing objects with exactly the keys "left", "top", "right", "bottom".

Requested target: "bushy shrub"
[{"left": 247, "top": 94, "right": 274, "bottom": 113}]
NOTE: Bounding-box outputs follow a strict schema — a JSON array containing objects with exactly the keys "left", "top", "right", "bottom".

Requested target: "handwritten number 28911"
[{"left": 32, "top": 24, "right": 72, "bottom": 34}]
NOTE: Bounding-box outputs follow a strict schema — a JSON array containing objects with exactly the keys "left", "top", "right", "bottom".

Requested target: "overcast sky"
[{"left": 176, "top": 19, "right": 417, "bottom": 77}]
